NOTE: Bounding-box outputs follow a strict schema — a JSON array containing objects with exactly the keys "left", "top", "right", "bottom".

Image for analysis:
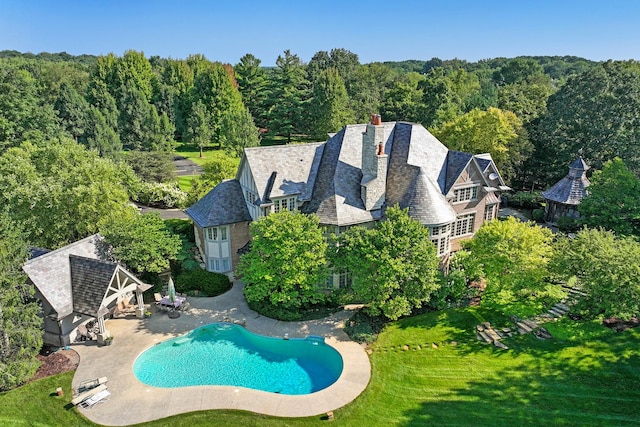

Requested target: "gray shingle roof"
[
  {"left": 405, "top": 169, "right": 457, "bottom": 226},
  {"left": 70, "top": 255, "right": 117, "bottom": 316},
  {"left": 197, "top": 120, "right": 506, "bottom": 229},
  {"left": 542, "top": 157, "right": 590, "bottom": 205},
  {"left": 23, "top": 234, "right": 107, "bottom": 319},
  {"left": 302, "top": 124, "right": 394, "bottom": 225},
  {"left": 244, "top": 142, "right": 325, "bottom": 201},
  {"left": 444, "top": 151, "right": 473, "bottom": 194},
  {"left": 185, "top": 179, "right": 252, "bottom": 228}
]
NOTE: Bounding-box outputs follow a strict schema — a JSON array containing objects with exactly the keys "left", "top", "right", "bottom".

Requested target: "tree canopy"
[
  {"left": 578, "top": 157, "right": 640, "bottom": 236},
  {"left": 434, "top": 107, "right": 532, "bottom": 182},
  {"left": 533, "top": 60, "right": 640, "bottom": 185},
  {"left": 334, "top": 206, "right": 440, "bottom": 320},
  {"left": 463, "top": 217, "right": 555, "bottom": 309},
  {"left": 0, "top": 212, "right": 42, "bottom": 391},
  {"left": 98, "top": 209, "right": 181, "bottom": 274},
  {"left": 238, "top": 211, "right": 329, "bottom": 311},
  {"left": 552, "top": 228, "right": 640, "bottom": 320},
  {"left": 0, "top": 138, "right": 136, "bottom": 248}
]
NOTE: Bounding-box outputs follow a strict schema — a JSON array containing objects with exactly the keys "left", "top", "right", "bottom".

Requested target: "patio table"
[{"left": 158, "top": 295, "right": 186, "bottom": 309}]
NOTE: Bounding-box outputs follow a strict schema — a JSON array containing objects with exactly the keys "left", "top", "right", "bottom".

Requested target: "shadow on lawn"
[
  {"left": 390, "top": 311, "right": 640, "bottom": 427},
  {"left": 398, "top": 348, "right": 640, "bottom": 427}
]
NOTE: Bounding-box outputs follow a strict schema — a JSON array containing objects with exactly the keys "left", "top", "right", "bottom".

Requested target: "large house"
[{"left": 186, "top": 116, "right": 509, "bottom": 284}]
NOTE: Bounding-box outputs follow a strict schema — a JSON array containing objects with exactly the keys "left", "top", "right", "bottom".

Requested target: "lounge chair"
[
  {"left": 74, "top": 377, "right": 108, "bottom": 395},
  {"left": 79, "top": 389, "right": 111, "bottom": 408},
  {"left": 71, "top": 384, "right": 108, "bottom": 406}
]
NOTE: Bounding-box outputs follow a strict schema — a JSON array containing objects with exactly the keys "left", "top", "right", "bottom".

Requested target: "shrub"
[
  {"left": 557, "top": 216, "right": 580, "bottom": 232},
  {"left": 175, "top": 269, "right": 231, "bottom": 297},
  {"left": 509, "top": 191, "right": 544, "bottom": 210},
  {"left": 532, "top": 208, "right": 545, "bottom": 222},
  {"left": 343, "top": 311, "right": 387, "bottom": 344},
  {"left": 135, "top": 182, "right": 187, "bottom": 209}
]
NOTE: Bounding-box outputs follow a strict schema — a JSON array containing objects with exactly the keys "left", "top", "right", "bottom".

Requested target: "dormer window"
[
  {"left": 273, "top": 196, "right": 297, "bottom": 213},
  {"left": 453, "top": 186, "right": 478, "bottom": 203}
]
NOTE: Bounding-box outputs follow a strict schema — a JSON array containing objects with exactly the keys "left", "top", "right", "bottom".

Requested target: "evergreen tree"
[
  {"left": 0, "top": 212, "right": 43, "bottom": 391},
  {"left": 266, "top": 50, "right": 310, "bottom": 142},
  {"left": 82, "top": 105, "right": 122, "bottom": 156},
  {"left": 234, "top": 53, "right": 268, "bottom": 128},
  {"left": 53, "top": 82, "right": 89, "bottom": 141},
  {"left": 309, "top": 67, "right": 354, "bottom": 139}
]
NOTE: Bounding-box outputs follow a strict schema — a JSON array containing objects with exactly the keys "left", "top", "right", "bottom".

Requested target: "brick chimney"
[{"left": 361, "top": 114, "right": 387, "bottom": 211}]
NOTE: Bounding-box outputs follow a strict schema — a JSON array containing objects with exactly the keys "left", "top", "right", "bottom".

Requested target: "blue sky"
[{"left": 1, "top": 0, "right": 639, "bottom": 65}]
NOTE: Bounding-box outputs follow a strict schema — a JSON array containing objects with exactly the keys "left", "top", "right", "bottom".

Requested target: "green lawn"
[
  {"left": 176, "top": 175, "right": 195, "bottom": 192},
  {"left": 2, "top": 307, "right": 639, "bottom": 426}
]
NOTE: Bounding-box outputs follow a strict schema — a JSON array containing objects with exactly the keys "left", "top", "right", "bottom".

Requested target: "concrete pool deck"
[{"left": 71, "top": 281, "right": 371, "bottom": 426}]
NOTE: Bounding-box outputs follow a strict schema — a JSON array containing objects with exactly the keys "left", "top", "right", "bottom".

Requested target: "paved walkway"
[{"left": 71, "top": 282, "right": 370, "bottom": 426}]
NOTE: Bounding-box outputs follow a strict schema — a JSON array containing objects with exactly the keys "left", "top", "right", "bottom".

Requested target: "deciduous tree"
[
  {"left": 238, "top": 211, "right": 328, "bottom": 311},
  {"left": 433, "top": 107, "right": 532, "bottom": 182},
  {"left": 0, "top": 138, "right": 135, "bottom": 248},
  {"left": 578, "top": 158, "right": 640, "bottom": 236},
  {"left": 334, "top": 206, "right": 440, "bottom": 320},
  {"left": 533, "top": 60, "right": 640, "bottom": 185},
  {"left": 99, "top": 210, "right": 181, "bottom": 274},
  {"left": 463, "top": 217, "right": 555, "bottom": 308},
  {"left": 552, "top": 228, "right": 640, "bottom": 320}
]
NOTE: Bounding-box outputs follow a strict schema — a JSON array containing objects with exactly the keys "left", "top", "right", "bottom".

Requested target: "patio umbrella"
[{"left": 167, "top": 276, "right": 180, "bottom": 318}]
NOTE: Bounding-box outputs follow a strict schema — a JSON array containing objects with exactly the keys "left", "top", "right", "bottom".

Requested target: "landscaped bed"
[{"left": 2, "top": 306, "right": 639, "bottom": 426}]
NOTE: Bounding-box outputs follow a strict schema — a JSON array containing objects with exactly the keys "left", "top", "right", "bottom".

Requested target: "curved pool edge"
[{"left": 71, "top": 313, "right": 371, "bottom": 425}]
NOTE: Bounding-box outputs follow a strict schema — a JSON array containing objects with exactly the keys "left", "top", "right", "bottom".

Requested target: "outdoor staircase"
[{"left": 476, "top": 296, "right": 578, "bottom": 348}]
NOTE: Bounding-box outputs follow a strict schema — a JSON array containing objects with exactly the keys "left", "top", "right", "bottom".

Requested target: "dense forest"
[{"left": 6, "top": 48, "right": 639, "bottom": 188}]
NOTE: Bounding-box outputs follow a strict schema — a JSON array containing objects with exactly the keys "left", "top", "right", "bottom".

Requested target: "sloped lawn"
[{"left": 2, "top": 307, "right": 639, "bottom": 426}]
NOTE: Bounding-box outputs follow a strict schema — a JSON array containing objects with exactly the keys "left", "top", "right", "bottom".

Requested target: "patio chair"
[
  {"left": 74, "top": 377, "right": 108, "bottom": 395},
  {"left": 79, "top": 389, "right": 111, "bottom": 408},
  {"left": 76, "top": 324, "right": 89, "bottom": 342},
  {"left": 71, "top": 384, "right": 108, "bottom": 406},
  {"left": 154, "top": 293, "right": 163, "bottom": 304}
]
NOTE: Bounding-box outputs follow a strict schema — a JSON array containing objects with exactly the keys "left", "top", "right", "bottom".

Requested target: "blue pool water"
[{"left": 133, "top": 323, "right": 343, "bottom": 395}]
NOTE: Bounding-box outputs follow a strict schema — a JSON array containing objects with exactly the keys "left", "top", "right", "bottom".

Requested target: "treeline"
[{"left": 3, "top": 48, "right": 640, "bottom": 190}]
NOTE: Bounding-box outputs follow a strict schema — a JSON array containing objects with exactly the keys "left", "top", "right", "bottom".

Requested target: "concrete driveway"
[{"left": 71, "top": 281, "right": 370, "bottom": 426}]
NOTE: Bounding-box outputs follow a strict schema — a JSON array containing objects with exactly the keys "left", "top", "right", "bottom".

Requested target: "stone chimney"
[{"left": 361, "top": 114, "right": 388, "bottom": 211}]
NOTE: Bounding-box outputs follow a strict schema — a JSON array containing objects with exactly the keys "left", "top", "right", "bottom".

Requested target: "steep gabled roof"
[
  {"left": 23, "top": 234, "right": 107, "bottom": 319},
  {"left": 243, "top": 142, "right": 324, "bottom": 201},
  {"left": 444, "top": 151, "right": 473, "bottom": 194},
  {"left": 185, "top": 179, "right": 252, "bottom": 228},
  {"left": 70, "top": 255, "right": 117, "bottom": 316}
]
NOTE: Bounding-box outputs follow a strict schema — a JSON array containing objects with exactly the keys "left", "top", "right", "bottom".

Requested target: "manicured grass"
[
  {"left": 0, "top": 372, "right": 99, "bottom": 427},
  {"left": 176, "top": 175, "right": 195, "bottom": 192},
  {"left": 3, "top": 307, "right": 640, "bottom": 426},
  {"left": 174, "top": 143, "right": 225, "bottom": 166}
]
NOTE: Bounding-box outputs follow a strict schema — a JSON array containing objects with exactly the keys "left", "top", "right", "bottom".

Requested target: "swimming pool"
[{"left": 133, "top": 323, "right": 344, "bottom": 395}]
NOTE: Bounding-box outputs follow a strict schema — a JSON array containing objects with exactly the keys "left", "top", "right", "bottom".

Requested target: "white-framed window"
[
  {"left": 206, "top": 226, "right": 228, "bottom": 241},
  {"left": 430, "top": 224, "right": 451, "bottom": 256},
  {"left": 209, "top": 257, "right": 231, "bottom": 273},
  {"left": 453, "top": 186, "right": 478, "bottom": 203},
  {"left": 272, "top": 196, "right": 297, "bottom": 213},
  {"left": 338, "top": 270, "right": 352, "bottom": 288},
  {"left": 454, "top": 213, "right": 475, "bottom": 237},
  {"left": 245, "top": 190, "right": 257, "bottom": 204},
  {"left": 484, "top": 204, "right": 496, "bottom": 221}
]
